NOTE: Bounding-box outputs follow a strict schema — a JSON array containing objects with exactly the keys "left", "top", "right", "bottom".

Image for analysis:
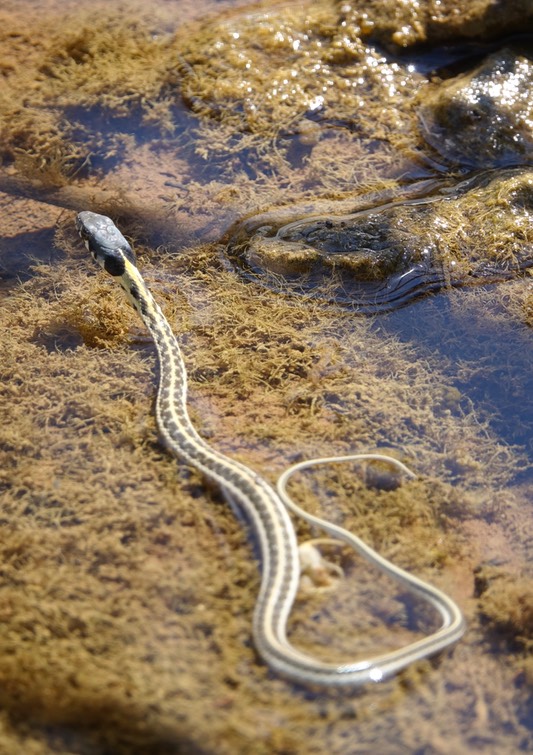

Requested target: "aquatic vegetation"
[
  {"left": 177, "top": 1, "right": 420, "bottom": 138},
  {"left": 0, "top": 10, "right": 178, "bottom": 184},
  {"left": 477, "top": 566, "right": 533, "bottom": 646},
  {"left": 2, "top": 221, "right": 531, "bottom": 750},
  {"left": 1, "top": 0, "right": 532, "bottom": 751},
  {"left": 173, "top": 0, "right": 429, "bottom": 184},
  {"left": 175, "top": 5, "right": 533, "bottom": 312}
]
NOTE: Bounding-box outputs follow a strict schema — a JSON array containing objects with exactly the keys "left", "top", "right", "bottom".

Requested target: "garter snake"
[{"left": 76, "top": 210, "right": 465, "bottom": 687}]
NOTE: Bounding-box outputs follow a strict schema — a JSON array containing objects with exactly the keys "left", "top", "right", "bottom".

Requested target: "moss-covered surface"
[
  {"left": 350, "top": 0, "right": 533, "bottom": 49},
  {"left": 0, "top": 0, "right": 532, "bottom": 753},
  {"left": 0, "top": 0, "right": 430, "bottom": 211},
  {"left": 476, "top": 566, "right": 533, "bottom": 646},
  {"left": 0, "top": 6, "right": 178, "bottom": 185},
  {"left": 177, "top": 2, "right": 419, "bottom": 146},
  {"left": 227, "top": 168, "right": 533, "bottom": 308}
]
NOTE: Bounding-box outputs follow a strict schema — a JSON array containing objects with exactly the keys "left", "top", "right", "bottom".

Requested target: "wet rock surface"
[
  {"left": 169, "top": 3, "right": 533, "bottom": 311},
  {"left": 419, "top": 49, "right": 533, "bottom": 169},
  {"left": 215, "top": 34, "right": 533, "bottom": 310},
  {"left": 228, "top": 169, "right": 533, "bottom": 311},
  {"left": 175, "top": 0, "right": 424, "bottom": 167},
  {"left": 351, "top": 0, "right": 533, "bottom": 49}
]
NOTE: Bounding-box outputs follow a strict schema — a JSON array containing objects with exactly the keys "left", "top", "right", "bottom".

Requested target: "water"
[{"left": 0, "top": 1, "right": 531, "bottom": 753}]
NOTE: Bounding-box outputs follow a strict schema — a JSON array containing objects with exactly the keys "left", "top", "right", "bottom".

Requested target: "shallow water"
[{"left": 0, "top": 1, "right": 532, "bottom": 754}]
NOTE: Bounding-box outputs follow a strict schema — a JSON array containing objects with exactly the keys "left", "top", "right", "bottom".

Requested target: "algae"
[
  {"left": 174, "top": 0, "right": 426, "bottom": 183},
  {"left": 0, "top": 0, "right": 532, "bottom": 753},
  {"left": 0, "top": 8, "right": 179, "bottom": 186},
  {"left": 476, "top": 566, "right": 533, "bottom": 647}
]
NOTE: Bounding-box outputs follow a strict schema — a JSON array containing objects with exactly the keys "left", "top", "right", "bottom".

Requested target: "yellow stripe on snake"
[{"left": 76, "top": 211, "right": 465, "bottom": 687}]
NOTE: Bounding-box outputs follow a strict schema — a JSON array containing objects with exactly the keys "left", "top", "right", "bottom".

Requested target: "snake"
[{"left": 76, "top": 210, "right": 466, "bottom": 687}]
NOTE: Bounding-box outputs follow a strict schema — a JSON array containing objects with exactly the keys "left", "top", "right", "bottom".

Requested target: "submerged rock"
[
  {"left": 419, "top": 49, "right": 533, "bottom": 169},
  {"left": 227, "top": 169, "right": 533, "bottom": 311}
]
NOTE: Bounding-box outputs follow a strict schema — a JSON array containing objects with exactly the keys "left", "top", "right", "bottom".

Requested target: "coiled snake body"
[{"left": 76, "top": 210, "right": 465, "bottom": 687}]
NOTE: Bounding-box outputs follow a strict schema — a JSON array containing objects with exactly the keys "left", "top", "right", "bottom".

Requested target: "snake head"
[{"left": 76, "top": 211, "right": 136, "bottom": 276}]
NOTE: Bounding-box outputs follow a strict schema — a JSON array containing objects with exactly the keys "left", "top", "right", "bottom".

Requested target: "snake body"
[{"left": 76, "top": 210, "right": 465, "bottom": 687}]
